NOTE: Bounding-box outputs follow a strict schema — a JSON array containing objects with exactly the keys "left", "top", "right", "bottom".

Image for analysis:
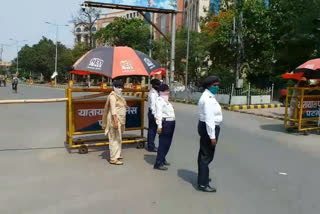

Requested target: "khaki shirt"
[{"left": 109, "top": 93, "right": 127, "bottom": 125}]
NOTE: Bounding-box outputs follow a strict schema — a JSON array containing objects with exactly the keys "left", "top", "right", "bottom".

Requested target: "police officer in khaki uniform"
[{"left": 102, "top": 80, "right": 126, "bottom": 165}]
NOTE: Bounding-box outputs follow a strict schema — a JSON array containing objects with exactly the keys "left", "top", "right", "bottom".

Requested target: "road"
[{"left": 1, "top": 85, "right": 320, "bottom": 214}]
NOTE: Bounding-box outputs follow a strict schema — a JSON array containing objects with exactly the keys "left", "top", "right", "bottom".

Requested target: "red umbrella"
[
  {"left": 282, "top": 58, "right": 320, "bottom": 80},
  {"left": 70, "top": 46, "right": 166, "bottom": 79},
  {"left": 297, "top": 58, "right": 320, "bottom": 71}
]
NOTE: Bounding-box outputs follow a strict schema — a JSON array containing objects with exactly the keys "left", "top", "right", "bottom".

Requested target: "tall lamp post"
[
  {"left": 9, "top": 39, "right": 27, "bottom": 75},
  {"left": 45, "top": 22, "right": 69, "bottom": 86},
  {"left": 185, "top": 0, "right": 192, "bottom": 89}
]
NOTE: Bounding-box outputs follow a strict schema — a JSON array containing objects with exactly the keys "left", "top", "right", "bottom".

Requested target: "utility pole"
[
  {"left": 9, "top": 39, "right": 27, "bottom": 75},
  {"left": 148, "top": 12, "right": 153, "bottom": 88},
  {"left": 45, "top": 22, "right": 69, "bottom": 86},
  {"left": 185, "top": 0, "right": 191, "bottom": 89},
  {"left": 313, "top": 17, "right": 320, "bottom": 57},
  {"left": 0, "top": 44, "right": 3, "bottom": 62},
  {"left": 234, "top": 0, "right": 244, "bottom": 88},
  {"left": 170, "top": 13, "right": 176, "bottom": 86}
]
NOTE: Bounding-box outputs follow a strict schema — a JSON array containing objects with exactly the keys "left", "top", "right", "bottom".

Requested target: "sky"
[{"left": 0, "top": 0, "right": 85, "bottom": 61}]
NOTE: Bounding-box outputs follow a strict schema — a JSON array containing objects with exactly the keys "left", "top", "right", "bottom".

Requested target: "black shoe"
[
  {"left": 148, "top": 147, "right": 158, "bottom": 152},
  {"left": 198, "top": 185, "right": 216, "bottom": 192},
  {"left": 163, "top": 160, "right": 170, "bottom": 166},
  {"left": 153, "top": 165, "right": 168, "bottom": 171}
]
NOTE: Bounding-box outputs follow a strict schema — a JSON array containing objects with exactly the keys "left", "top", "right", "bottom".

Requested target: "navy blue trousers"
[
  {"left": 197, "top": 121, "right": 220, "bottom": 187},
  {"left": 154, "top": 120, "right": 176, "bottom": 167},
  {"left": 147, "top": 110, "right": 157, "bottom": 150}
]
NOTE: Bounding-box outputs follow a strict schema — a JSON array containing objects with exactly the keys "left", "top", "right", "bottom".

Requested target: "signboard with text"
[
  {"left": 89, "top": 0, "right": 177, "bottom": 10},
  {"left": 297, "top": 98, "right": 320, "bottom": 118},
  {"left": 74, "top": 101, "right": 142, "bottom": 132}
]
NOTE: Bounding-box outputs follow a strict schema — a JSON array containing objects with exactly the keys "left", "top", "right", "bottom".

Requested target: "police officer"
[
  {"left": 153, "top": 84, "right": 176, "bottom": 170},
  {"left": 147, "top": 79, "right": 161, "bottom": 152},
  {"left": 197, "top": 76, "right": 223, "bottom": 192},
  {"left": 102, "top": 80, "right": 126, "bottom": 165}
]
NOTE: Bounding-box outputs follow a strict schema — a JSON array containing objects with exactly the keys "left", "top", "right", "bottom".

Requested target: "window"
[
  {"left": 77, "top": 35, "right": 81, "bottom": 43},
  {"left": 126, "top": 14, "right": 129, "bottom": 18},
  {"left": 76, "top": 27, "right": 81, "bottom": 33},
  {"left": 130, "top": 13, "right": 132, "bottom": 18},
  {"left": 84, "top": 35, "right": 89, "bottom": 45},
  {"left": 92, "top": 27, "right": 97, "bottom": 32}
]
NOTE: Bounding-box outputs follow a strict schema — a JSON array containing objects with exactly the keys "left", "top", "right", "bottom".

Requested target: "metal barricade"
[
  {"left": 65, "top": 88, "right": 148, "bottom": 154},
  {"left": 284, "top": 87, "right": 320, "bottom": 132}
]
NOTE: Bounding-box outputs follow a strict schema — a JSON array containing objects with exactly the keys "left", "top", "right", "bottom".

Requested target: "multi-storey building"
[{"left": 74, "top": 9, "right": 142, "bottom": 46}]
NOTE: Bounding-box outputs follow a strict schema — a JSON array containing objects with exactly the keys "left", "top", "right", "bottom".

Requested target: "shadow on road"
[
  {"left": 177, "top": 169, "right": 198, "bottom": 190},
  {"left": 260, "top": 124, "right": 287, "bottom": 133},
  {"left": 99, "top": 151, "right": 110, "bottom": 161},
  {"left": 144, "top": 154, "right": 156, "bottom": 165}
]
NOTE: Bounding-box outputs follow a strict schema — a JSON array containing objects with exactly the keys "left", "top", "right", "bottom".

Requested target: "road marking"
[{"left": 278, "top": 172, "right": 288, "bottom": 176}]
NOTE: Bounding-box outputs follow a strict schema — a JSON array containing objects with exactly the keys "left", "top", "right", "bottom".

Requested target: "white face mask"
[
  {"left": 160, "top": 91, "right": 169, "bottom": 102},
  {"left": 113, "top": 87, "right": 122, "bottom": 95}
]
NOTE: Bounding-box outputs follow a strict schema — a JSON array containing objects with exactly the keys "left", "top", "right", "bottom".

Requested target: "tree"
[
  {"left": 72, "top": 7, "right": 101, "bottom": 49},
  {"left": 240, "top": 0, "right": 274, "bottom": 86},
  {"left": 95, "top": 17, "right": 150, "bottom": 53},
  {"left": 201, "top": 10, "right": 236, "bottom": 87},
  {"left": 14, "top": 37, "right": 73, "bottom": 82}
]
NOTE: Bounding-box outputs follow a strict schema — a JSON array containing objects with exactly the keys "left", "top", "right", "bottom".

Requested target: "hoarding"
[
  {"left": 88, "top": 0, "right": 177, "bottom": 11},
  {"left": 210, "top": 0, "right": 222, "bottom": 14},
  {"left": 297, "top": 98, "right": 320, "bottom": 118},
  {"left": 74, "top": 101, "right": 142, "bottom": 132}
]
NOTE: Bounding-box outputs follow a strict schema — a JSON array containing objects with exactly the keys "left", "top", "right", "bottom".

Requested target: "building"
[
  {"left": 153, "top": 0, "right": 184, "bottom": 40},
  {"left": 153, "top": 0, "right": 230, "bottom": 38},
  {"left": 74, "top": 9, "right": 142, "bottom": 46},
  {"left": 0, "top": 61, "right": 11, "bottom": 68},
  {"left": 74, "top": 24, "right": 98, "bottom": 46}
]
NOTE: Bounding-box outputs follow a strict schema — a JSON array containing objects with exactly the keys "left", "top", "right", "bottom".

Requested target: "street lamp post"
[
  {"left": 9, "top": 39, "right": 27, "bottom": 75},
  {"left": 45, "top": 22, "right": 69, "bottom": 86},
  {"left": 185, "top": 0, "right": 192, "bottom": 89}
]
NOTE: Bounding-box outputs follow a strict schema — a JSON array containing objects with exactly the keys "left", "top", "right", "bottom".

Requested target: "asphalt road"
[{"left": 1, "top": 85, "right": 320, "bottom": 214}]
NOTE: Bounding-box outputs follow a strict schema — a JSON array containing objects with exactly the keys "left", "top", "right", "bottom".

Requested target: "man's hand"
[
  {"left": 211, "top": 139, "right": 217, "bottom": 146},
  {"left": 113, "top": 121, "right": 119, "bottom": 129},
  {"left": 157, "top": 128, "right": 162, "bottom": 134},
  {"left": 113, "top": 115, "right": 119, "bottom": 129}
]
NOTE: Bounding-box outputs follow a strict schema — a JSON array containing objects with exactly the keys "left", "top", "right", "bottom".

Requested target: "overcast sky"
[{"left": 0, "top": 0, "right": 85, "bottom": 61}]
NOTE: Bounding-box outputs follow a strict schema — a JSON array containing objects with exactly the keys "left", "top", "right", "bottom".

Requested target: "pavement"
[
  {"left": 1, "top": 85, "right": 320, "bottom": 214},
  {"left": 239, "top": 107, "right": 285, "bottom": 120}
]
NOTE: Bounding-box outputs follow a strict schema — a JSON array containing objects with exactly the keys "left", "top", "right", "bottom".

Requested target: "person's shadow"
[
  {"left": 99, "top": 150, "right": 110, "bottom": 161},
  {"left": 144, "top": 154, "right": 156, "bottom": 165},
  {"left": 177, "top": 169, "right": 198, "bottom": 190}
]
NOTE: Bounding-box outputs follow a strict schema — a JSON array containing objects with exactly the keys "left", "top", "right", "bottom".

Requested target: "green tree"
[
  {"left": 201, "top": 10, "right": 235, "bottom": 88},
  {"left": 95, "top": 17, "right": 150, "bottom": 53},
  {"left": 14, "top": 37, "right": 73, "bottom": 82}
]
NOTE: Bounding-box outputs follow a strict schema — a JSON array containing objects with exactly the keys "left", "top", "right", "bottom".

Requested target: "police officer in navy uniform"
[
  {"left": 154, "top": 84, "right": 175, "bottom": 170},
  {"left": 197, "top": 76, "right": 223, "bottom": 192},
  {"left": 147, "top": 79, "right": 161, "bottom": 152}
]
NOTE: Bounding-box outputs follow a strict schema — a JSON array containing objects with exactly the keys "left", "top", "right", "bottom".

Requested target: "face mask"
[
  {"left": 160, "top": 91, "right": 169, "bottom": 102},
  {"left": 209, "top": 86, "right": 219, "bottom": 95},
  {"left": 113, "top": 87, "right": 122, "bottom": 95}
]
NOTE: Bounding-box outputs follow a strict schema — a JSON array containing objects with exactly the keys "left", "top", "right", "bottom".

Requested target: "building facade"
[{"left": 74, "top": 9, "right": 142, "bottom": 46}]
